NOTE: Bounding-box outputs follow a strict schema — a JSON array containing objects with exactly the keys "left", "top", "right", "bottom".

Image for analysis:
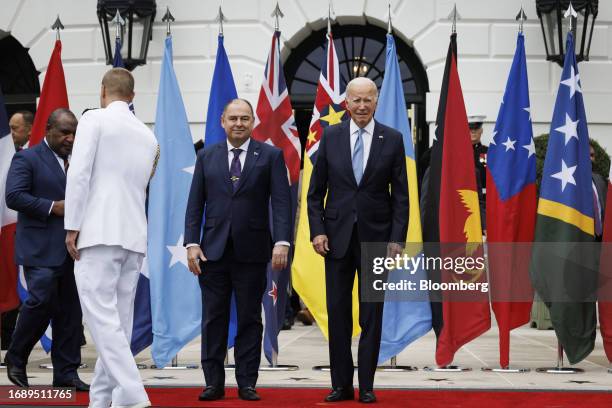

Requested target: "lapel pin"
[
  {"left": 254, "top": 151, "right": 259, "bottom": 156},
  {"left": 378, "top": 135, "right": 384, "bottom": 139}
]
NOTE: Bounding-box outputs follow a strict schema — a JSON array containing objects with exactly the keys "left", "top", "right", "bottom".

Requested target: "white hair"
[{"left": 345, "top": 77, "right": 378, "bottom": 98}]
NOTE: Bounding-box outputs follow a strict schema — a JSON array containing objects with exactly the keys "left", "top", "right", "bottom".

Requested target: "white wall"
[{"left": 2, "top": 0, "right": 612, "bottom": 153}]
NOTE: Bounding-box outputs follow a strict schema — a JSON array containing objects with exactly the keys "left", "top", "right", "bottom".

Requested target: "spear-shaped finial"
[
  {"left": 111, "top": 9, "right": 125, "bottom": 39},
  {"left": 448, "top": 4, "right": 461, "bottom": 34},
  {"left": 216, "top": 6, "right": 227, "bottom": 36},
  {"left": 162, "top": 6, "right": 175, "bottom": 37},
  {"left": 327, "top": 0, "right": 336, "bottom": 35},
  {"left": 564, "top": 1, "right": 577, "bottom": 32},
  {"left": 51, "top": 15, "right": 64, "bottom": 41},
  {"left": 271, "top": 2, "right": 284, "bottom": 31},
  {"left": 387, "top": 1, "right": 392, "bottom": 34},
  {"left": 516, "top": 6, "right": 527, "bottom": 33}
]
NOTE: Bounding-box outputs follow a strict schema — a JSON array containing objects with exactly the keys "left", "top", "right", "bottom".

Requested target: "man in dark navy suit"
[
  {"left": 4, "top": 108, "right": 88, "bottom": 391},
  {"left": 308, "top": 77, "right": 409, "bottom": 403},
  {"left": 184, "top": 99, "right": 291, "bottom": 402}
]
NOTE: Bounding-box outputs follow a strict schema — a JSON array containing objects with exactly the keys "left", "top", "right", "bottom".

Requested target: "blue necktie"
[
  {"left": 353, "top": 128, "right": 364, "bottom": 185},
  {"left": 230, "top": 148, "right": 242, "bottom": 191}
]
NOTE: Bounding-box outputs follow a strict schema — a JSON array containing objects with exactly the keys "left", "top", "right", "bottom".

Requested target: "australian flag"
[{"left": 252, "top": 30, "right": 301, "bottom": 365}]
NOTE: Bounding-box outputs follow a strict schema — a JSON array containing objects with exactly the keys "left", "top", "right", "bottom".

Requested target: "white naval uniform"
[{"left": 65, "top": 100, "right": 158, "bottom": 408}]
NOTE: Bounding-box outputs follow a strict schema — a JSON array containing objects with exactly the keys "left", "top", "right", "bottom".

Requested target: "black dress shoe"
[
  {"left": 359, "top": 390, "right": 377, "bottom": 403},
  {"left": 238, "top": 386, "right": 261, "bottom": 401},
  {"left": 198, "top": 386, "right": 224, "bottom": 401},
  {"left": 6, "top": 361, "right": 28, "bottom": 388},
  {"left": 53, "top": 378, "right": 90, "bottom": 392},
  {"left": 324, "top": 387, "right": 354, "bottom": 402}
]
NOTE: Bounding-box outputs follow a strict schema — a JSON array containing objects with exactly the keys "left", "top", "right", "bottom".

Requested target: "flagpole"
[
  {"left": 258, "top": 2, "right": 298, "bottom": 373},
  {"left": 376, "top": 5, "right": 418, "bottom": 374},
  {"left": 534, "top": 2, "right": 584, "bottom": 376},
  {"left": 482, "top": 6, "right": 530, "bottom": 375},
  {"left": 148, "top": 10, "right": 198, "bottom": 371}
]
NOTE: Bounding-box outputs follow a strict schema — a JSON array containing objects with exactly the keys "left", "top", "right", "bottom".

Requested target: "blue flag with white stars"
[{"left": 539, "top": 32, "right": 593, "bottom": 222}]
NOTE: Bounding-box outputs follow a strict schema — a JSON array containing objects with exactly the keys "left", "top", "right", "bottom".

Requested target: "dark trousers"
[
  {"left": 198, "top": 239, "right": 267, "bottom": 389},
  {"left": 325, "top": 225, "right": 384, "bottom": 391},
  {"left": 6, "top": 256, "right": 82, "bottom": 383}
]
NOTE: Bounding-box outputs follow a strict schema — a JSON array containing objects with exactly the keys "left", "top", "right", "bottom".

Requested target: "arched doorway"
[
  {"left": 284, "top": 23, "right": 429, "bottom": 177},
  {"left": 0, "top": 32, "right": 40, "bottom": 116}
]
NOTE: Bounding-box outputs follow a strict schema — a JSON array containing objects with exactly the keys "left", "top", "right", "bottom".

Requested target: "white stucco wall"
[{"left": 2, "top": 0, "right": 612, "bottom": 152}]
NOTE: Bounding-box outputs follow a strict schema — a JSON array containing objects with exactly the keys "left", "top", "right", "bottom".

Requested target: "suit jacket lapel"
[
  {"left": 361, "top": 121, "right": 384, "bottom": 185},
  {"left": 38, "top": 142, "right": 66, "bottom": 190},
  {"left": 234, "top": 138, "right": 261, "bottom": 195},
  {"left": 340, "top": 121, "right": 358, "bottom": 188}
]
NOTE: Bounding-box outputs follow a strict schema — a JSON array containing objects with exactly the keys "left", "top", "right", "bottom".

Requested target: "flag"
[
  {"left": 530, "top": 32, "right": 597, "bottom": 364},
  {"left": 29, "top": 40, "right": 68, "bottom": 147},
  {"left": 486, "top": 32, "right": 536, "bottom": 368},
  {"left": 599, "top": 166, "right": 612, "bottom": 363},
  {"left": 203, "top": 34, "right": 239, "bottom": 348},
  {"left": 112, "top": 38, "right": 135, "bottom": 114},
  {"left": 148, "top": 36, "right": 200, "bottom": 367},
  {"left": 252, "top": 30, "right": 301, "bottom": 364},
  {"left": 292, "top": 31, "right": 360, "bottom": 339},
  {"left": 374, "top": 34, "right": 431, "bottom": 364},
  {"left": 436, "top": 34, "right": 491, "bottom": 367},
  {"left": 0, "top": 88, "right": 19, "bottom": 314}
]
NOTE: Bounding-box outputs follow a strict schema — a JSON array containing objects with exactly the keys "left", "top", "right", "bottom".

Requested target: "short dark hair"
[
  {"left": 222, "top": 98, "right": 254, "bottom": 117},
  {"left": 12, "top": 110, "right": 34, "bottom": 127},
  {"left": 46, "top": 108, "right": 77, "bottom": 131}
]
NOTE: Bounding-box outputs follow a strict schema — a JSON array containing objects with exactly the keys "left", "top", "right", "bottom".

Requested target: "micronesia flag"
[
  {"left": 252, "top": 30, "right": 301, "bottom": 365},
  {"left": 203, "top": 34, "right": 239, "bottom": 349},
  {"left": 375, "top": 34, "right": 431, "bottom": 364},
  {"left": 112, "top": 35, "right": 149, "bottom": 354},
  {"left": 148, "top": 35, "right": 200, "bottom": 368},
  {"left": 486, "top": 32, "right": 537, "bottom": 369}
]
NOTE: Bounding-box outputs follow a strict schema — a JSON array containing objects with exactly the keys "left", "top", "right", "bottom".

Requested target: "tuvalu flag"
[
  {"left": 292, "top": 30, "right": 360, "bottom": 339},
  {"left": 434, "top": 33, "right": 491, "bottom": 367},
  {"left": 486, "top": 32, "right": 536, "bottom": 369},
  {"left": 530, "top": 32, "right": 597, "bottom": 364}
]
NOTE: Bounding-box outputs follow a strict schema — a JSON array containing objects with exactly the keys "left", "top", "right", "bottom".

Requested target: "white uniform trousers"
[{"left": 74, "top": 245, "right": 149, "bottom": 408}]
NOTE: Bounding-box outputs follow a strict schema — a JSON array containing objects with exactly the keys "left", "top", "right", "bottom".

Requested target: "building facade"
[{"left": 1, "top": 0, "right": 612, "bottom": 156}]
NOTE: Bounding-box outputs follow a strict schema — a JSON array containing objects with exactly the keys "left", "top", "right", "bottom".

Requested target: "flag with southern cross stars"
[
  {"left": 252, "top": 30, "right": 301, "bottom": 365},
  {"left": 530, "top": 31, "right": 597, "bottom": 364},
  {"left": 486, "top": 32, "right": 536, "bottom": 369},
  {"left": 292, "top": 31, "right": 360, "bottom": 339}
]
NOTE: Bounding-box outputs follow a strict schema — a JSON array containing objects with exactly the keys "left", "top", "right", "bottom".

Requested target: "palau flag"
[
  {"left": 148, "top": 35, "right": 200, "bottom": 367},
  {"left": 374, "top": 34, "right": 431, "bottom": 365},
  {"left": 203, "top": 34, "right": 239, "bottom": 349},
  {"left": 486, "top": 32, "right": 536, "bottom": 369},
  {"left": 252, "top": 30, "right": 301, "bottom": 365},
  {"left": 530, "top": 32, "right": 597, "bottom": 364},
  {"left": 292, "top": 30, "right": 360, "bottom": 339}
]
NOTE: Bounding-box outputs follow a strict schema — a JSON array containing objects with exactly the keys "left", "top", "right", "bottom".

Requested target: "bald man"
[
  {"left": 65, "top": 68, "right": 159, "bottom": 408},
  {"left": 308, "top": 77, "right": 409, "bottom": 403},
  {"left": 9, "top": 111, "right": 33, "bottom": 151}
]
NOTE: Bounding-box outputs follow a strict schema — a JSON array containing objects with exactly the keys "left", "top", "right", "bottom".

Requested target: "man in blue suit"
[
  {"left": 4, "top": 108, "right": 88, "bottom": 391},
  {"left": 308, "top": 77, "right": 409, "bottom": 403},
  {"left": 185, "top": 99, "right": 291, "bottom": 402}
]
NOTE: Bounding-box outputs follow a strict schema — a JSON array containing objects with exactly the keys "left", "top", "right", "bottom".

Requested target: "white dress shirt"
[{"left": 349, "top": 118, "right": 375, "bottom": 165}]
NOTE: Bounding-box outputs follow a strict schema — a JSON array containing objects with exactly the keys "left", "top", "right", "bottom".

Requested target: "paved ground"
[{"left": 1, "top": 317, "right": 611, "bottom": 392}]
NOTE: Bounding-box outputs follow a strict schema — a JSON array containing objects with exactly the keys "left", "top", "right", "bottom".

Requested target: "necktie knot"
[{"left": 232, "top": 148, "right": 242, "bottom": 158}]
